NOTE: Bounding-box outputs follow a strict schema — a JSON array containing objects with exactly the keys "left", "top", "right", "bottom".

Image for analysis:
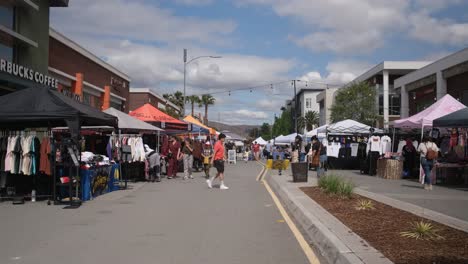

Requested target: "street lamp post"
[{"left": 183, "top": 49, "right": 221, "bottom": 117}]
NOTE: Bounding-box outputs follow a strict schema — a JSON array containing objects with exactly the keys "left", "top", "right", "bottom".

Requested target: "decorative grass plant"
[
  {"left": 355, "top": 199, "right": 375, "bottom": 210},
  {"left": 400, "top": 221, "right": 445, "bottom": 241}
]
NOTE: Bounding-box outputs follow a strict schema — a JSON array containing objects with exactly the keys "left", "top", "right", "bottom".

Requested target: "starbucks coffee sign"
[{"left": 0, "top": 58, "right": 59, "bottom": 88}]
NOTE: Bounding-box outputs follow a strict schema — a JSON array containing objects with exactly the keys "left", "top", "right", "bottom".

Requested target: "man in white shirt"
[{"left": 417, "top": 137, "right": 439, "bottom": 190}]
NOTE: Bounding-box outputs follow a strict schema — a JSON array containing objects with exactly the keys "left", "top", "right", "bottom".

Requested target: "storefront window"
[
  {"left": 0, "top": 3, "right": 14, "bottom": 29},
  {"left": 0, "top": 3, "right": 14, "bottom": 61},
  {"left": 379, "top": 94, "right": 401, "bottom": 116},
  {"left": 83, "top": 92, "right": 92, "bottom": 106},
  {"left": 110, "top": 101, "right": 122, "bottom": 110}
]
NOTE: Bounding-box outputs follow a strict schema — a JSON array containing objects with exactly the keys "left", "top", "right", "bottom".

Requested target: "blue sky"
[{"left": 51, "top": 0, "right": 468, "bottom": 125}]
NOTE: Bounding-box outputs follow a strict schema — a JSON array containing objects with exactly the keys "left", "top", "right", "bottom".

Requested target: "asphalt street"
[{"left": 0, "top": 162, "right": 309, "bottom": 264}]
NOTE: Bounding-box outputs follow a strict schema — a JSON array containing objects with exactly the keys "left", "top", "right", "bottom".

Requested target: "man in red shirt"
[
  {"left": 207, "top": 133, "right": 229, "bottom": 190},
  {"left": 252, "top": 141, "right": 260, "bottom": 161}
]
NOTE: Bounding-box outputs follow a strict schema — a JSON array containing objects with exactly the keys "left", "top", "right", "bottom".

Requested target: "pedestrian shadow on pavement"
[{"left": 401, "top": 184, "right": 424, "bottom": 189}]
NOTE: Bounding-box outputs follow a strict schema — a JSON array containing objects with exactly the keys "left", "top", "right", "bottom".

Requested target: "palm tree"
[
  {"left": 185, "top": 95, "right": 201, "bottom": 116},
  {"left": 199, "top": 94, "right": 216, "bottom": 125},
  {"left": 298, "top": 111, "right": 319, "bottom": 131},
  {"left": 163, "top": 91, "right": 184, "bottom": 110}
]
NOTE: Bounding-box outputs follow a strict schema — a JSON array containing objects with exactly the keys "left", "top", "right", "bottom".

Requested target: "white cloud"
[
  {"left": 174, "top": 0, "right": 213, "bottom": 6},
  {"left": 408, "top": 12, "right": 468, "bottom": 46},
  {"left": 234, "top": 109, "right": 268, "bottom": 119},
  {"left": 413, "top": 0, "right": 463, "bottom": 11},
  {"left": 51, "top": 0, "right": 235, "bottom": 45},
  {"left": 420, "top": 50, "right": 452, "bottom": 61},
  {"left": 60, "top": 35, "right": 293, "bottom": 94},
  {"left": 299, "top": 60, "right": 373, "bottom": 87},
  {"left": 239, "top": 0, "right": 467, "bottom": 53}
]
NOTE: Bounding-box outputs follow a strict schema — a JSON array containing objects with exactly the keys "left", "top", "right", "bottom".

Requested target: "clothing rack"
[{"left": 0, "top": 128, "right": 54, "bottom": 203}]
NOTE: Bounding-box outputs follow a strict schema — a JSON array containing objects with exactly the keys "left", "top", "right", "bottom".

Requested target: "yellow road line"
[
  {"left": 262, "top": 178, "right": 321, "bottom": 264},
  {"left": 256, "top": 166, "right": 266, "bottom": 181}
]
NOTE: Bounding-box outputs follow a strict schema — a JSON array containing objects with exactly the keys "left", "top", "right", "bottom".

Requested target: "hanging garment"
[
  {"left": 0, "top": 137, "right": 7, "bottom": 172},
  {"left": 357, "top": 142, "right": 367, "bottom": 159},
  {"left": 397, "top": 140, "right": 406, "bottom": 153},
  {"left": 328, "top": 142, "right": 341, "bottom": 158},
  {"left": 367, "top": 136, "right": 382, "bottom": 155},
  {"left": 12, "top": 136, "right": 22, "bottom": 174},
  {"left": 380, "top": 135, "right": 392, "bottom": 154},
  {"left": 350, "top": 143, "right": 359, "bottom": 157},
  {"left": 39, "top": 137, "right": 52, "bottom": 175}
]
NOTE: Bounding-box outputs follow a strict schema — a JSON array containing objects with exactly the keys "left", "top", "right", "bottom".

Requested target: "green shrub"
[{"left": 318, "top": 175, "right": 354, "bottom": 198}]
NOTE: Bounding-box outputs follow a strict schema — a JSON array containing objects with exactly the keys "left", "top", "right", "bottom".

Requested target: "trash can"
[{"left": 291, "top": 162, "right": 308, "bottom": 182}]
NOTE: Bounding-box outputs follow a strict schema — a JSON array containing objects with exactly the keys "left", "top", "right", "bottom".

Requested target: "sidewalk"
[{"left": 327, "top": 170, "right": 468, "bottom": 222}]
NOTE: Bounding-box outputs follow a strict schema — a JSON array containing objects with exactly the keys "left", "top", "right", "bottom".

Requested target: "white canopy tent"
[
  {"left": 306, "top": 124, "right": 328, "bottom": 138},
  {"left": 254, "top": 136, "right": 268, "bottom": 145},
  {"left": 274, "top": 133, "right": 302, "bottom": 144},
  {"left": 104, "top": 107, "right": 163, "bottom": 132},
  {"left": 322, "top": 119, "right": 383, "bottom": 134}
]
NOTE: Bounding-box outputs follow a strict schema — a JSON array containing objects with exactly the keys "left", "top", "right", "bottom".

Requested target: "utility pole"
[
  {"left": 183, "top": 49, "right": 187, "bottom": 117},
  {"left": 293, "top": 80, "right": 298, "bottom": 134}
]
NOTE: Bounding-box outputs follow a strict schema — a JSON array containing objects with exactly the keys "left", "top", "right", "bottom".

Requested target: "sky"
[{"left": 50, "top": 0, "right": 468, "bottom": 125}]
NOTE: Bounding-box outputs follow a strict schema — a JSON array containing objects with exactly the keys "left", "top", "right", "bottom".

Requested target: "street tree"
[
  {"left": 199, "top": 94, "right": 216, "bottom": 124},
  {"left": 330, "top": 82, "right": 377, "bottom": 126},
  {"left": 272, "top": 109, "right": 293, "bottom": 137},
  {"left": 298, "top": 111, "right": 319, "bottom": 131},
  {"left": 185, "top": 95, "right": 201, "bottom": 116},
  {"left": 260, "top": 122, "right": 271, "bottom": 140},
  {"left": 163, "top": 91, "right": 184, "bottom": 110}
]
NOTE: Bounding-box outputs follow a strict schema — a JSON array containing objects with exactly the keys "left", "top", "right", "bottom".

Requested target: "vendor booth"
[
  {"left": 130, "top": 103, "right": 188, "bottom": 131},
  {"left": 323, "top": 119, "right": 384, "bottom": 173},
  {"left": 306, "top": 124, "right": 328, "bottom": 139},
  {"left": 274, "top": 133, "right": 302, "bottom": 145},
  {"left": 431, "top": 107, "right": 468, "bottom": 185},
  {"left": 183, "top": 115, "right": 210, "bottom": 135},
  {"left": 104, "top": 107, "right": 163, "bottom": 187},
  {"left": 0, "top": 87, "right": 118, "bottom": 206},
  {"left": 392, "top": 94, "right": 466, "bottom": 183},
  {"left": 253, "top": 136, "right": 268, "bottom": 145}
]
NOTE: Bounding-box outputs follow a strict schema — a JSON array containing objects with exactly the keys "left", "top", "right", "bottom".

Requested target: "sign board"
[
  {"left": 110, "top": 76, "right": 126, "bottom": 92},
  {"left": 228, "top": 150, "right": 236, "bottom": 164},
  {"left": 0, "top": 58, "right": 59, "bottom": 88}
]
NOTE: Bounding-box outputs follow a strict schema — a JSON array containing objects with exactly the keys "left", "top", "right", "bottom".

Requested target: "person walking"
[
  {"left": 167, "top": 136, "right": 181, "bottom": 179},
  {"left": 252, "top": 141, "right": 260, "bottom": 161},
  {"left": 207, "top": 133, "right": 229, "bottom": 190},
  {"left": 201, "top": 141, "right": 213, "bottom": 178},
  {"left": 182, "top": 138, "right": 194, "bottom": 180},
  {"left": 417, "top": 136, "right": 439, "bottom": 190},
  {"left": 265, "top": 140, "right": 272, "bottom": 159},
  {"left": 402, "top": 138, "right": 416, "bottom": 178},
  {"left": 311, "top": 136, "right": 327, "bottom": 178},
  {"left": 192, "top": 139, "right": 203, "bottom": 172}
]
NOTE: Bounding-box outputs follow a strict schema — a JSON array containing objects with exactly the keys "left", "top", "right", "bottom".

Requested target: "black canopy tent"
[
  {"left": 0, "top": 86, "right": 118, "bottom": 130},
  {"left": 433, "top": 107, "right": 468, "bottom": 128},
  {"left": 0, "top": 86, "right": 118, "bottom": 206}
]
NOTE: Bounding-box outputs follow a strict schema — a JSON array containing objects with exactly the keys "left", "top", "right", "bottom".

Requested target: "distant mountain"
[{"left": 208, "top": 121, "right": 259, "bottom": 138}]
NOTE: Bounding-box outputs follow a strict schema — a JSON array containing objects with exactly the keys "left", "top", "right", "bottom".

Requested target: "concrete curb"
[
  {"left": 265, "top": 172, "right": 393, "bottom": 264},
  {"left": 354, "top": 188, "right": 468, "bottom": 233}
]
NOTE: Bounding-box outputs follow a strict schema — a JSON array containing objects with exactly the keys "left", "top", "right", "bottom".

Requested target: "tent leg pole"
[{"left": 392, "top": 127, "right": 396, "bottom": 153}]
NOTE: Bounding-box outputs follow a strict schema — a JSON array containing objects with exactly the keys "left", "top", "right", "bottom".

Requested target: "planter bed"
[{"left": 300, "top": 187, "right": 468, "bottom": 264}]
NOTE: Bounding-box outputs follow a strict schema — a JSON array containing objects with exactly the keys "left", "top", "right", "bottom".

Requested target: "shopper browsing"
[
  {"left": 207, "top": 133, "right": 229, "bottom": 190},
  {"left": 182, "top": 138, "right": 194, "bottom": 180},
  {"left": 201, "top": 141, "right": 213, "bottom": 179},
  {"left": 417, "top": 136, "right": 440, "bottom": 190}
]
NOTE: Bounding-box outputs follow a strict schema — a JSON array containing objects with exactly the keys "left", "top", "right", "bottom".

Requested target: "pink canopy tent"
[{"left": 393, "top": 94, "right": 466, "bottom": 129}]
